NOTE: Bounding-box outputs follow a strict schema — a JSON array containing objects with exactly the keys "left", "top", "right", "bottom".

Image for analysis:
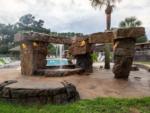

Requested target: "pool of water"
[{"left": 46, "top": 58, "right": 68, "bottom": 66}]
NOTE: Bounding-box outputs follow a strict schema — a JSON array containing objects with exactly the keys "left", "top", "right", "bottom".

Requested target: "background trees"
[{"left": 0, "top": 14, "right": 83, "bottom": 54}]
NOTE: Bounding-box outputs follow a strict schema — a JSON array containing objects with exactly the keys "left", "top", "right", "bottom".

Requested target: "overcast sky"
[{"left": 0, "top": 0, "right": 150, "bottom": 39}]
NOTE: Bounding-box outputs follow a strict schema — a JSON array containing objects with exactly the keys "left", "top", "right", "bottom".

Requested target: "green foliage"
[
  {"left": 119, "top": 17, "right": 142, "bottom": 28},
  {"left": 0, "top": 13, "right": 83, "bottom": 54},
  {"left": 17, "top": 14, "right": 50, "bottom": 34},
  {"left": 0, "top": 58, "right": 6, "bottom": 64},
  {"left": 47, "top": 44, "right": 56, "bottom": 55},
  {"left": 0, "top": 14, "right": 51, "bottom": 54},
  {"left": 136, "top": 35, "right": 148, "bottom": 43},
  {"left": 91, "top": 52, "right": 98, "bottom": 62},
  {"left": 0, "top": 97, "right": 149, "bottom": 113},
  {"left": 90, "top": 0, "right": 120, "bottom": 9}
]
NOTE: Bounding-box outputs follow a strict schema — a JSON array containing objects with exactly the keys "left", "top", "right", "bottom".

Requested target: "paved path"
[{"left": 0, "top": 63, "right": 150, "bottom": 99}]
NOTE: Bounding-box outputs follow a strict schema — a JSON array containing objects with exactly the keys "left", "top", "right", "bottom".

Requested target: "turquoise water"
[{"left": 46, "top": 58, "right": 68, "bottom": 66}]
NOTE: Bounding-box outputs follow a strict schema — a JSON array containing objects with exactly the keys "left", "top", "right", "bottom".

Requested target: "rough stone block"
[
  {"left": 113, "top": 27, "right": 145, "bottom": 40},
  {"left": 89, "top": 32, "right": 114, "bottom": 43}
]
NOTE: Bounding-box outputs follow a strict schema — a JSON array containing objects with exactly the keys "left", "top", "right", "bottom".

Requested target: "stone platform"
[
  {"left": 34, "top": 68, "right": 83, "bottom": 77},
  {"left": 0, "top": 80, "right": 79, "bottom": 104},
  {"left": 0, "top": 63, "right": 150, "bottom": 103}
]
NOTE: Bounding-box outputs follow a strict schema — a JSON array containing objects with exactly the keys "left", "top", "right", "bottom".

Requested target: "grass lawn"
[
  {"left": 0, "top": 97, "right": 150, "bottom": 113},
  {"left": 0, "top": 58, "right": 5, "bottom": 65},
  {"left": 134, "top": 61, "right": 150, "bottom": 65}
]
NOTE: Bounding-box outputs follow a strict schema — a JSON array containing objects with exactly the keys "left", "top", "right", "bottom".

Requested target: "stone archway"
[{"left": 15, "top": 27, "right": 145, "bottom": 79}]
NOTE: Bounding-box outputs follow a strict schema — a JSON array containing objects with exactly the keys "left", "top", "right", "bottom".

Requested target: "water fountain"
[{"left": 0, "top": 27, "right": 146, "bottom": 104}]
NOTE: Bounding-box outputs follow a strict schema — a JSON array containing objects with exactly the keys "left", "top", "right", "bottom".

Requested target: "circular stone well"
[{"left": 0, "top": 80, "right": 80, "bottom": 104}]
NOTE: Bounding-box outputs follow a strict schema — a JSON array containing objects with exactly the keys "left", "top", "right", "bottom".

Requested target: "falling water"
[{"left": 55, "top": 44, "right": 64, "bottom": 68}]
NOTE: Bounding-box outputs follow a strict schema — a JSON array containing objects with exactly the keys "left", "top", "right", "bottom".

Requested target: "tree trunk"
[
  {"left": 104, "top": 43, "right": 110, "bottom": 69},
  {"left": 104, "top": 13, "right": 111, "bottom": 69},
  {"left": 106, "top": 14, "right": 111, "bottom": 30}
]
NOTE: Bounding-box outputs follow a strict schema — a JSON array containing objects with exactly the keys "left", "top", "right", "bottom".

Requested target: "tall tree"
[
  {"left": 91, "top": 0, "right": 120, "bottom": 30},
  {"left": 0, "top": 14, "right": 51, "bottom": 54},
  {"left": 119, "top": 17, "right": 147, "bottom": 43},
  {"left": 90, "top": 0, "right": 121, "bottom": 69},
  {"left": 16, "top": 14, "right": 50, "bottom": 34}
]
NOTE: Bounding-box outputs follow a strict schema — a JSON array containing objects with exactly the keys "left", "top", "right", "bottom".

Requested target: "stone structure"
[
  {"left": 69, "top": 37, "right": 93, "bottom": 73},
  {"left": 112, "top": 28, "right": 145, "bottom": 78},
  {"left": 0, "top": 80, "right": 80, "bottom": 104},
  {"left": 15, "top": 27, "right": 145, "bottom": 79},
  {"left": 15, "top": 32, "right": 83, "bottom": 76},
  {"left": 135, "top": 42, "right": 150, "bottom": 61}
]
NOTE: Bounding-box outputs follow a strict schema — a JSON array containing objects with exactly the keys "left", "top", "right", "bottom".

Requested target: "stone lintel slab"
[
  {"left": 88, "top": 27, "right": 145, "bottom": 44},
  {"left": 15, "top": 32, "right": 73, "bottom": 45},
  {"left": 69, "top": 38, "right": 91, "bottom": 56},
  {"left": 113, "top": 27, "right": 145, "bottom": 40},
  {"left": 88, "top": 32, "right": 114, "bottom": 44}
]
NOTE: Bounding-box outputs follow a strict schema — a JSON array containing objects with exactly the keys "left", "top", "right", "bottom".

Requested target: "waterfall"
[{"left": 55, "top": 44, "right": 64, "bottom": 68}]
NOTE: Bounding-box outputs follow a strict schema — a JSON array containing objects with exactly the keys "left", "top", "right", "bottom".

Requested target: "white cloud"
[{"left": 0, "top": 0, "right": 149, "bottom": 38}]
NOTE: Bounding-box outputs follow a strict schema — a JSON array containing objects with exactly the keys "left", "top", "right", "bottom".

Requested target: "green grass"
[
  {"left": 134, "top": 61, "right": 150, "bottom": 65},
  {"left": 0, "top": 58, "right": 6, "bottom": 65},
  {"left": 0, "top": 97, "right": 150, "bottom": 113}
]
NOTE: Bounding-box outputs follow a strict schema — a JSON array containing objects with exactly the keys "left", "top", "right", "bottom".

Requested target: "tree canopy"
[
  {"left": 119, "top": 17, "right": 142, "bottom": 28},
  {"left": 0, "top": 14, "right": 83, "bottom": 54}
]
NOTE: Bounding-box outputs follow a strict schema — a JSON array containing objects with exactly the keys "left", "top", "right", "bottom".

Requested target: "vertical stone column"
[
  {"left": 69, "top": 38, "right": 93, "bottom": 73},
  {"left": 75, "top": 53, "right": 93, "bottom": 73},
  {"left": 112, "top": 38, "right": 136, "bottom": 79},
  {"left": 20, "top": 41, "right": 48, "bottom": 75}
]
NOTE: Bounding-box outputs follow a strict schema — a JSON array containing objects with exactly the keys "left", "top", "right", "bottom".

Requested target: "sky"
[{"left": 0, "top": 0, "right": 150, "bottom": 39}]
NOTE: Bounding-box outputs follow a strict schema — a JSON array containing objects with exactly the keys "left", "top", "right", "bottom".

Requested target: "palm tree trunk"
[
  {"left": 104, "top": 13, "right": 111, "bottom": 69},
  {"left": 106, "top": 14, "right": 111, "bottom": 30}
]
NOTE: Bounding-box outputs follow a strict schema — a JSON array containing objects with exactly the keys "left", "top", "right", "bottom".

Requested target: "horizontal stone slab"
[
  {"left": 15, "top": 27, "right": 145, "bottom": 45},
  {"left": 15, "top": 32, "right": 73, "bottom": 44},
  {"left": 88, "top": 32, "right": 114, "bottom": 43},
  {"left": 88, "top": 27, "right": 145, "bottom": 43},
  {"left": 113, "top": 27, "right": 145, "bottom": 40}
]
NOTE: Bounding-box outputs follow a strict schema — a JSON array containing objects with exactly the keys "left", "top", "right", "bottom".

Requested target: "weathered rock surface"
[
  {"left": 0, "top": 80, "right": 80, "bottom": 104},
  {"left": 131, "top": 65, "right": 139, "bottom": 71},
  {"left": 89, "top": 32, "right": 113, "bottom": 43},
  {"left": 20, "top": 42, "right": 48, "bottom": 75},
  {"left": 15, "top": 32, "right": 73, "bottom": 45},
  {"left": 75, "top": 53, "right": 93, "bottom": 73},
  {"left": 113, "top": 38, "right": 136, "bottom": 79},
  {"left": 34, "top": 68, "right": 83, "bottom": 77},
  {"left": 113, "top": 27, "right": 145, "bottom": 39},
  {"left": 69, "top": 38, "right": 92, "bottom": 56}
]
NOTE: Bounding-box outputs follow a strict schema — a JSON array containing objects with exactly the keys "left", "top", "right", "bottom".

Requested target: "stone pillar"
[
  {"left": 112, "top": 38, "right": 136, "bottom": 79},
  {"left": 75, "top": 53, "right": 93, "bottom": 73},
  {"left": 20, "top": 41, "right": 48, "bottom": 75},
  {"left": 69, "top": 38, "right": 93, "bottom": 73}
]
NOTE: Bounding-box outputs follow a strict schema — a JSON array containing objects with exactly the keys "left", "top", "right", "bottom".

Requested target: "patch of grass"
[
  {"left": 0, "top": 58, "right": 6, "bottom": 64},
  {"left": 0, "top": 97, "right": 150, "bottom": 113},
  {"left": 135, "top": 61, "right": 150, "bottom": 65}
]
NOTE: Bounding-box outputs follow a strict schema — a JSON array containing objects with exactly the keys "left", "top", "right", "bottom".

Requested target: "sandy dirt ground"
[{"left": 0, "top": 63, "right": 150, "bottom": 99}]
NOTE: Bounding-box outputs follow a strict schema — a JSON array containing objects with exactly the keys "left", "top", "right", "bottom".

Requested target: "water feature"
[
  {"left": 46, "top": 58, "right": 68, "bottom": 66},
  {"left": 47, "top": 44, "right": 66, "bottom": 67}
]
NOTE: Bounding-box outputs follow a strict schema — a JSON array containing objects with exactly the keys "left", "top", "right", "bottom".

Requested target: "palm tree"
[
  {"left": 91, "top": 0, "right": 120, "bottom": 30},
  {"left": 119, "top": 17, "right": 142, "bottom": 28},
  {"left": 90, "top": 0, "right": 121, "bottom": 69}
]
